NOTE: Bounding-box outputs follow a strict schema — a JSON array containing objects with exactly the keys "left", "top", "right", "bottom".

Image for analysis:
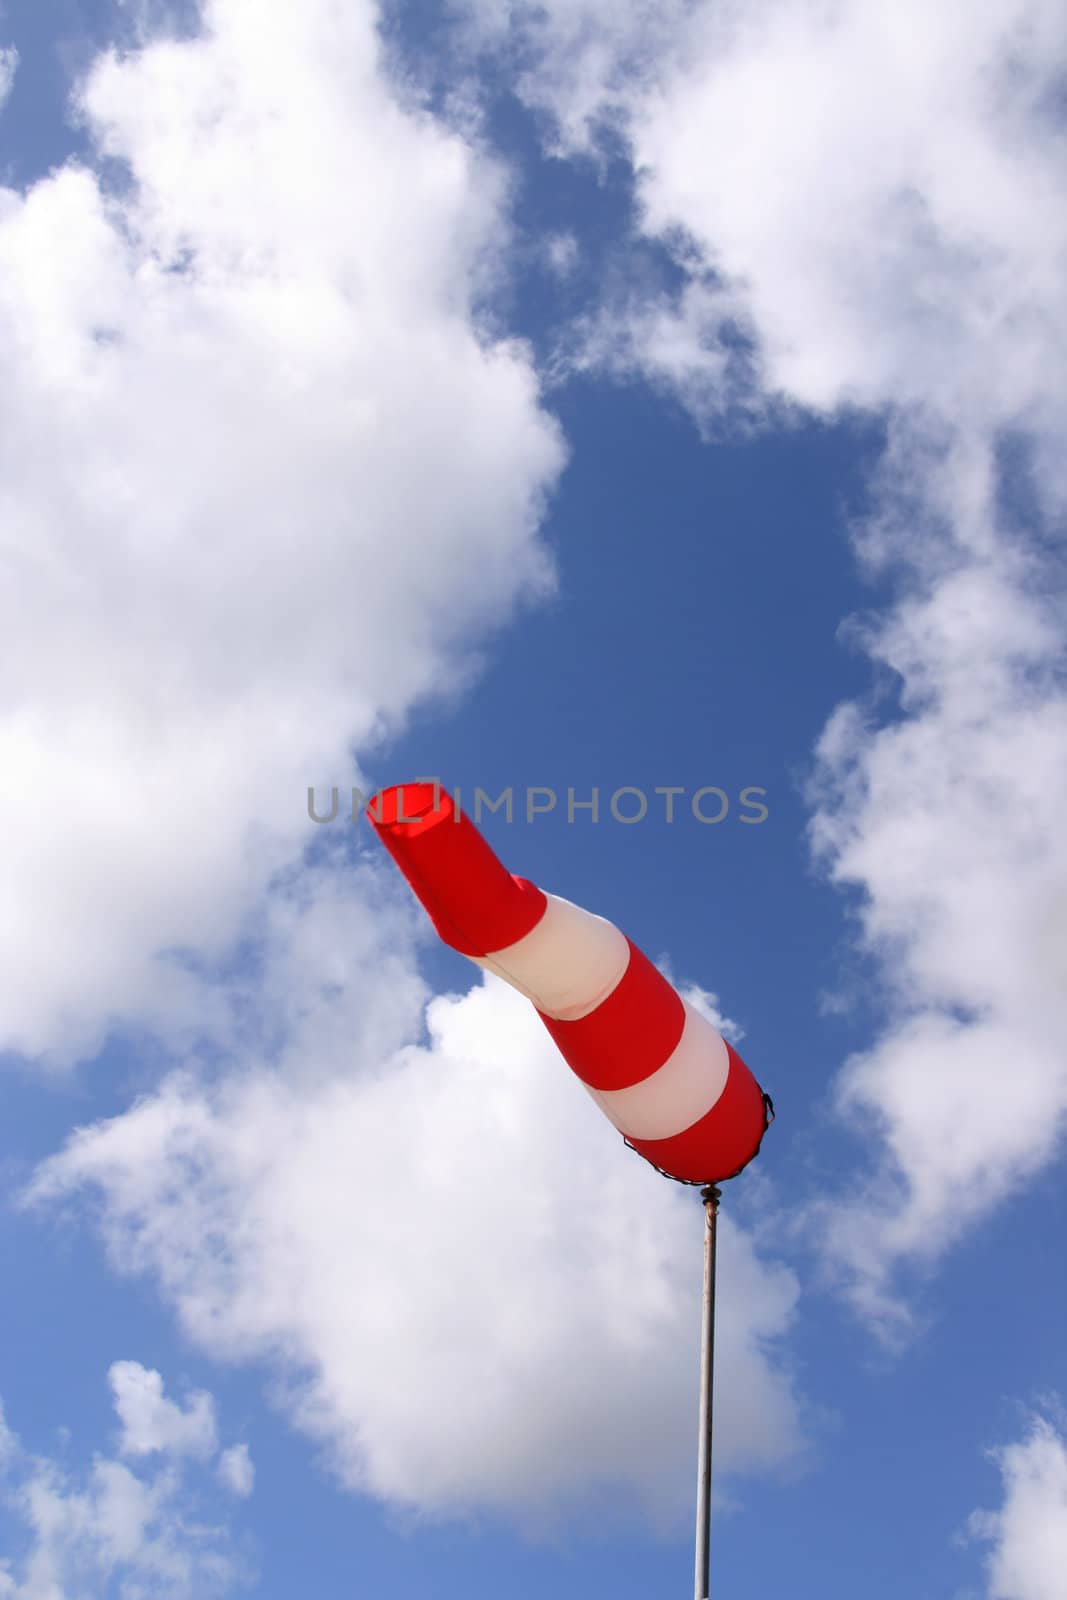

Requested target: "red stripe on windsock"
[
  {"left": 624, "top": 1043, "right": 768, "bottom": 1184},
  {"left": 369, "top": 783, "right": 546, "bottom": 958},
  {"left": 537, "top": 939, "right": 685, "bottom": 1092}
]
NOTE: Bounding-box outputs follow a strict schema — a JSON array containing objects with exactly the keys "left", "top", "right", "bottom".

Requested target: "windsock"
[{"left": 369, "top": 782, "right": 772, "bottom": 1185}]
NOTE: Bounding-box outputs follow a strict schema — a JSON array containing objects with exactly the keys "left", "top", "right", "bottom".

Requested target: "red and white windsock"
[{"left": 369, "top": 782, "right": 772, "bottom": 1185}]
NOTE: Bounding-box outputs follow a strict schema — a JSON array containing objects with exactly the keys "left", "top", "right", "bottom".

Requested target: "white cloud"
[
  {"left": 0, "top": 1402, "right": 15, "bottom": 1472},
  {"left": 543, "top": 231, "right": 579, "bottom": 279},
  {"left": 110, "top": 1360, "right": 218, "bottom": 1461},
  {"left": 0, "top": 46, "right": 17, "bottom": 111},
  {"left": 217, "top": 1445, "right": 254, "bottom": 1500},
  {"left": 806, "top": 555, "right": 1067, "bottom": 1329},
  {"left": 0, "top": 1367, "right": 249, "bottom": 1599},
  {"left": 27, "top": 891, "right": 804, "bottom": 1529},
  {"left": 456, "top": 0, "right": 1067, "bottom": 1326},
  {"left": 474, "top": 0, "right": 1065, "bottom": 440},
  {"left": 968, "top": 1410, "right": 1067, "bottom": 1600},
  {"left": 0, "top": 0, "right": 563, "bottom": 1066}
]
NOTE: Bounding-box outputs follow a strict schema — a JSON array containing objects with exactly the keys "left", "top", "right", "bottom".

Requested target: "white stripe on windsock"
[
  {"left": 472, "top": 893, "right": 630, "bottom": 1020},
  {"left": 473, "top": 891, "right": 732, "bottom": 1142},
  {"left": 582, "top": 1001, "right": 730, "bottom": 1141}
]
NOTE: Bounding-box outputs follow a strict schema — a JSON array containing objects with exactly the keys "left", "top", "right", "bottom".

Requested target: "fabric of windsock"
[{"left": 369, "top": 782, "right": 771, "bottom": 1185}]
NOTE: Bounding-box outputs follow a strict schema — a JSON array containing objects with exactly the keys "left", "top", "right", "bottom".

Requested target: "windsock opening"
[
  {"left": 370, "top": 783, "right": 447, "bottom": 832},
  {"left": 368, "top": 783, "right": 547, "bottom": 957}
]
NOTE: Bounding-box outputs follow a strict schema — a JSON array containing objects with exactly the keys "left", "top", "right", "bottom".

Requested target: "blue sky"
[{"left": 0, "top": 2, "right": 1065, "bottom": 1597}]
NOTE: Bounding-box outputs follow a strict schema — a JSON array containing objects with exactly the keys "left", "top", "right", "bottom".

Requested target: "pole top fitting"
[{"left": 699, "top": 1184, "right": 722, "bottom": 1207}]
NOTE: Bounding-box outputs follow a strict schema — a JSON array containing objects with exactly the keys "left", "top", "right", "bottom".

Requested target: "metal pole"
[{"left": 694, "top": 1183, "right": 721, "bottom": 1600}]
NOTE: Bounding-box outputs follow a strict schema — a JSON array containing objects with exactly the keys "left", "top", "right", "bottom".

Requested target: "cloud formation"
[
  {"left": 27, "top": 874, "right": 803, "bottom": 1529},
  {"left": 967, "top": 1409, "right": 1067, "bottom": 1600},
  {"left": 217, "top": 1446, "right": 254, "bottom": 1500},
  {"left": 110, "top": 1360, "right": 218, "bottom": 1461},
  {"left": 0, "top": 0, "right": 562, "bottom": 1065},
  {"left": 0, "top": 45, "right": 17, "bottom": 111},
  {"left": 0, "top": 1364, "right": 250, "bottom": 1598},
  {"left": 456, "top": 0, "right": 1067, "bottom": 1326}
]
